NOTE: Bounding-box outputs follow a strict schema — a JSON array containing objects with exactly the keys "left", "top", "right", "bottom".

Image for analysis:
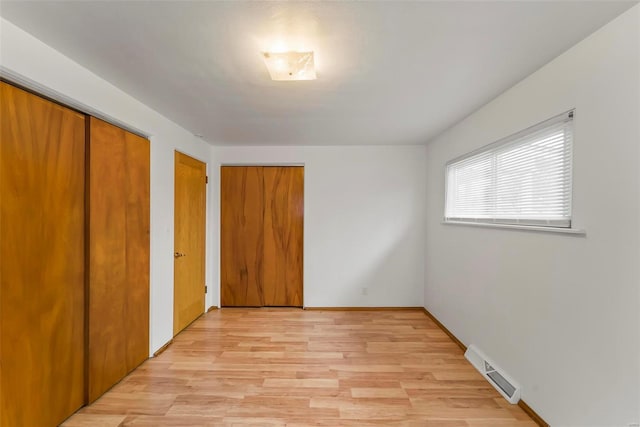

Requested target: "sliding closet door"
[
  {"left": 262, "top": 167, "right": 304, "bottom": 307},
  {"left": 122, "top": 129, "right": 150, "bottom": 371},
  {"left": 0, "top": 82, "right": 85, "bottom": 426},
  {"left": 88, "top": 117, "right": 127, "bottom": 401},
  {"left": 221, "top": 166, "right": 265, "bottom": 306},
  {"left": 220, "top": 166, "right": 303, "bottom": 307},
  {"left": 88, "top": 117, "right": 149, "bottom": 402}
]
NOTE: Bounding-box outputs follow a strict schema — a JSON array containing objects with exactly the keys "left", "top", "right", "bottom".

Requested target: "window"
[{"left": 445, "top": 111, "right": 573, "bottom": 228}]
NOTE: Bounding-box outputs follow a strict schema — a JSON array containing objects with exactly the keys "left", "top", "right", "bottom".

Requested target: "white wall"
[
  {"left": 0, "top": 18, "right": 215, "bottom": 355},
  {"left": 211, "top": 145, "right": 426, "bottom": 308},
  {"left": 424, "top": 6, "right": 640, "bottom": 427}
]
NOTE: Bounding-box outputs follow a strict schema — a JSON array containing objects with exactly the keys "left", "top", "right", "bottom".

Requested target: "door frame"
[{"left": 218, "top": 163, "right": 305, "bottom": 308}]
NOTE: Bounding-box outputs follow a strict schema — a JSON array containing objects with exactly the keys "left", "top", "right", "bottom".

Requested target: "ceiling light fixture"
[{"left": 262, "top": 51, "right": 316, "bottom": 81}]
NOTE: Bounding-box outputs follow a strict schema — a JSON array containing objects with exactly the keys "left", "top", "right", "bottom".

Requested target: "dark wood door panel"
[
  {"left": 220, "top": 166, "right": 265, "bottom": 307},
  {"left": 220, "top": 166, "right": 303, "bottom": 307},
  {"left": 262, "top": 167, "right": 304, "bottom": 307}
]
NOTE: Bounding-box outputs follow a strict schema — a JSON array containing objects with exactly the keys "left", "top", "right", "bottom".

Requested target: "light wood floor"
[{"left": 63, "top": 309, "right": 537, "bottom": 426}]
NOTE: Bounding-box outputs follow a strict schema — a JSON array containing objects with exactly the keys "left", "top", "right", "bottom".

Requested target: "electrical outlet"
[{"left": 361, "top": 287, "right": 368, "bottom": 296}]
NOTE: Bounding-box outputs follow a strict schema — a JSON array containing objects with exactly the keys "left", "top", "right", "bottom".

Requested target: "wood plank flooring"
[{"left": 63, "top": 309, "right": 537, "bottom": 426}]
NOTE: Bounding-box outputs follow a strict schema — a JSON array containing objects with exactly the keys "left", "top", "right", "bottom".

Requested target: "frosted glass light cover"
[{"left": 263, "top": 51, "right": 316, "bottom": 81}]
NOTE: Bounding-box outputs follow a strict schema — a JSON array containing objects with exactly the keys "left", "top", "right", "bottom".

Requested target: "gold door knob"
[{"left": 174, "top": 252, "right": 186, "bottom": 258}]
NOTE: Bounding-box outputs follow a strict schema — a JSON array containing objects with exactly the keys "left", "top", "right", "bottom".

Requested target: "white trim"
[{"left": 442, "top": 220, "right": 586, "bottom": 235}]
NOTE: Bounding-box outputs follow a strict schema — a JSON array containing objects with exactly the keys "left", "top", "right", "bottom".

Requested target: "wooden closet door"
[
  {"left": 88, "top": 117, "right": 149, "bottom": 402},
  {"left": 262, "top": 167, "right": 304, "bottom": 307},
  {"left": 123, "top": 131, "right": 150, "bottom": 371},
  {"left": 220, "top": 166, "right": 304, "bottom": 307},
  {"left": 220, "top": 166, "right": 265, "bottom": 306},
  {"left": 173, "top": 152, "right": 206, "bottom": 335},
  {"left": 0, "top": 82, "right": 85, "bottom": 426}
]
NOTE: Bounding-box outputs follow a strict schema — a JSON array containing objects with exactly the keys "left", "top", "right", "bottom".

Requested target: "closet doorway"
[{"left": 221, "top": 166, "right": 304, "bottom": 307}]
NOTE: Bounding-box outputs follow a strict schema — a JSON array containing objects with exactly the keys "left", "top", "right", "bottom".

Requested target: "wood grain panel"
[
  {"left": 88, "top": 117, "right": 128, "bottom": 402},
  {"left": 124, "top": 131, "right": 150, "bottom": 371},
  {"left": 262, "top": 167, "right": 304, "bottom": 307},
  {"left": 220, "top": 166, "right": 264, "bottom": 306},
  {"left": 173, "top": 152, "right": 206, "bottom": 335},
  {"left": 0, "top": 82, "right": 85, "bottom": 426},
  {"left": 88, "top": 117, "right": 149, "bottom": 402}
]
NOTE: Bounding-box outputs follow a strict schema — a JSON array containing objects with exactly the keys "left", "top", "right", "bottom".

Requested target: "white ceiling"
[{"left": 1, "top": 1, "right": 636, "bottom": 146}]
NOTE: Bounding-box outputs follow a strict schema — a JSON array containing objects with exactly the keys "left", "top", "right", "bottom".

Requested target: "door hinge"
[
  {"left": 205, "top": 285, "right": 208, "bottom": 293},
  {"left": 205, "top": 176, "right": 209, "bottom": 184}
]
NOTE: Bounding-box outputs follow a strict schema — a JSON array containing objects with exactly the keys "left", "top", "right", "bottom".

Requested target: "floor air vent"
[{"left": 464, "top": 345, "right": 521, "bottom": 404}]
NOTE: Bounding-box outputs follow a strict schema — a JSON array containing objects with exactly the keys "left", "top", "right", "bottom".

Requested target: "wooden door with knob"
[{"left": 173, "top": 151, "right": 207, "bottom": 336}]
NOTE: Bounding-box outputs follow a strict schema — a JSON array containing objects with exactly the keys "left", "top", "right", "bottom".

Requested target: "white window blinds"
[{"left": 445, "top": 111, "right": 574, "bottom": 228}]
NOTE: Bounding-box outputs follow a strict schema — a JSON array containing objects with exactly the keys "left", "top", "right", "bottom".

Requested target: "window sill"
[{"left": 441, "top": 220, "right": 586, "bottom": 236}]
